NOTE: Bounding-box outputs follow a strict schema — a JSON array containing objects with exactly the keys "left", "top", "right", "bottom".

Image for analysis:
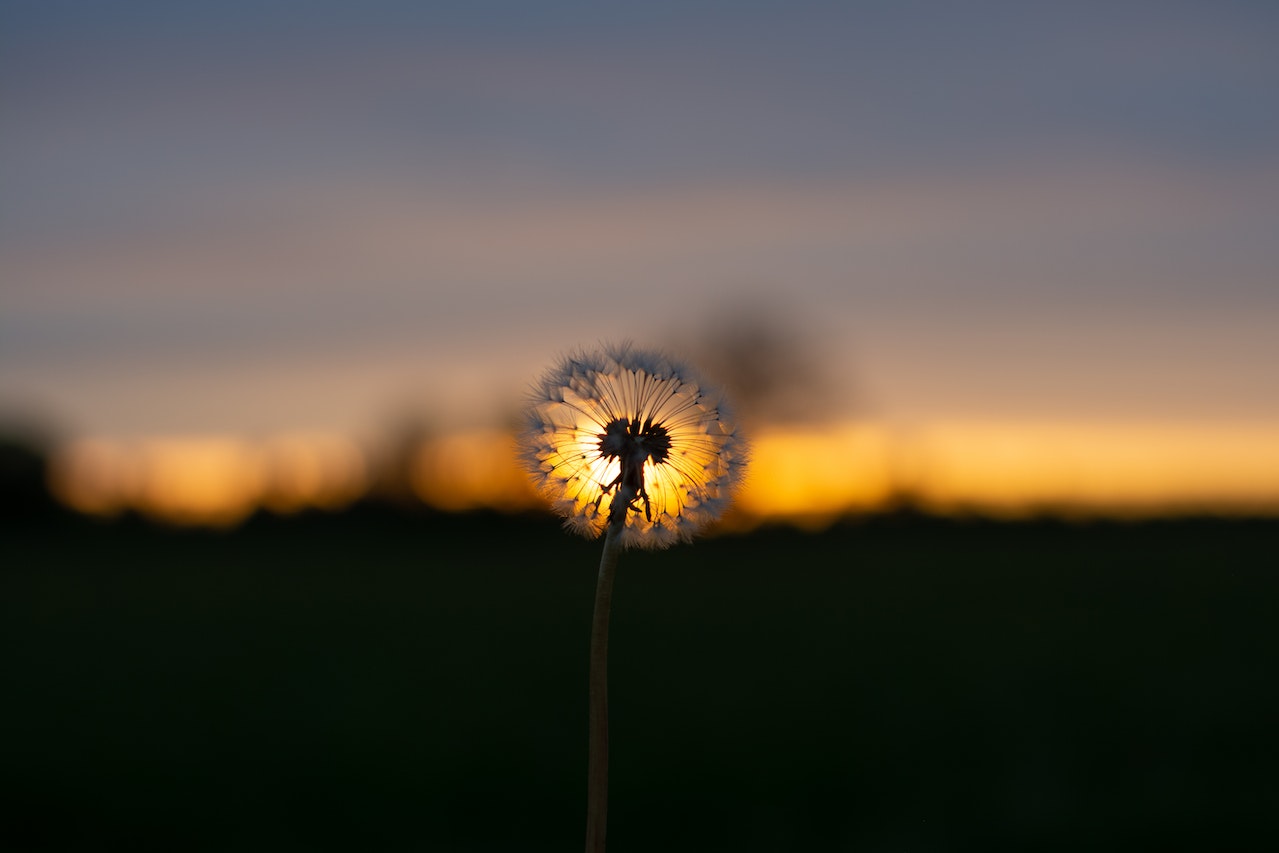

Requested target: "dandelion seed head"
[{"left": 519, "top": 342, "right": 746, "bottom": 549}]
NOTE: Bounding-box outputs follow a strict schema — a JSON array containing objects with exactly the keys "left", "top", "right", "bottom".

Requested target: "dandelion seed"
[
  {"left": 520, "top": 342, "right": 746, "bottom": 549},
  {"left": 518, "top": 342, "right": 747, "bottom": 852}
]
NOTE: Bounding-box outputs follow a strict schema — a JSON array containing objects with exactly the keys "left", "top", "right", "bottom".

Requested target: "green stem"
[{"left": 586, "top": 522, "right": 622, "bottom": 853}]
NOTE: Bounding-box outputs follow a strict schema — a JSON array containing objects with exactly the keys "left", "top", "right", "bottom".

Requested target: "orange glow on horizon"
[
  {"left": 409, "top": 429, "right": 539, "bottom": 513},
  {"left": 901, "top": 421, "right": 1279, "bottom": 517},
  {"left": 130, "top": 438, "right": 265, "bottom": 527},
  {"left": 259, "top": 434, "right": 368, "bottom": 514},
  {"left": 46, "top": 420, "right": 1279, "bottom": 527},
  {"left": 50, "top": 434, "right": 368, "bottom": 526},
  {"left": 733, "top": 424, "right": 895, "bottom": 528}
]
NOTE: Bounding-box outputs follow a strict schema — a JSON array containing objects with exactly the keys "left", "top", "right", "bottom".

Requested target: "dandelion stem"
[{"left": 586, "top": 521, "right": 622, "bottom": 853}]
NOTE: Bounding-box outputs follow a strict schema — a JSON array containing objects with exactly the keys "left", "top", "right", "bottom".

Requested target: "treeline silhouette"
[{"left": 4, "top": 489, "right": 1278, "bottom": 850}]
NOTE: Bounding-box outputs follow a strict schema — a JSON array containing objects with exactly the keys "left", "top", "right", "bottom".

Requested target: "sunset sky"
[{"left": 3, "top": 2, "right": 1278, "bottom": 521}]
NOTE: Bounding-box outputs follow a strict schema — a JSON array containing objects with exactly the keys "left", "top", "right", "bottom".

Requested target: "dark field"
[{"left": 3, "top": 509, "right": 1277, "bottom": 851}]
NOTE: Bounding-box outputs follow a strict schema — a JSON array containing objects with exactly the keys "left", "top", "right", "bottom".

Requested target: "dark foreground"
[{"left": 2, "top": 508, "right": 1277, "bottom": 851}]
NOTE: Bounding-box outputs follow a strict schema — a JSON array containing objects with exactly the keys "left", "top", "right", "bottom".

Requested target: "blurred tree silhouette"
[
  {"left": 366, "top": 413, "right": 432, "bottom": 510},
  {"left": 683, "top": 297, "right": 851, "bottom": 425},
  {"left": 0, "top": 427, "right": 58, "bottom": 519}
]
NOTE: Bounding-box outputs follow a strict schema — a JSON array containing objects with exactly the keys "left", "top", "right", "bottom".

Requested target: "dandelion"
[
  {"left": 522, "top": 342, "right": 745, "bottom": 549},
  {"left": 519, "top": 342, "right": 746, "bottom": 852}
]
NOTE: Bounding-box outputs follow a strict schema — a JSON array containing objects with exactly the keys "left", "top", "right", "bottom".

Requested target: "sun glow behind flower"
[{"left": 520, "top": 344, "right": 746, "bottom": 548}]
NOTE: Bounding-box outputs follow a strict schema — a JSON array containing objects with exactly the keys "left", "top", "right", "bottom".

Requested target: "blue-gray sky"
[{"left": 3, "top": 1, "right": 1277, "bottom": 438}]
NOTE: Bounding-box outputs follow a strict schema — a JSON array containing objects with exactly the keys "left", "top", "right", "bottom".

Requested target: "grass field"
[{"left": 3, "top": 508, "right": 1277, "bottom": 851}]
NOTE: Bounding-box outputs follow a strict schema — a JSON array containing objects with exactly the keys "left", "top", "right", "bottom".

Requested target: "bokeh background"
[{"left": 3, "top": 2, "right": 1278, "bottom": 850}]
